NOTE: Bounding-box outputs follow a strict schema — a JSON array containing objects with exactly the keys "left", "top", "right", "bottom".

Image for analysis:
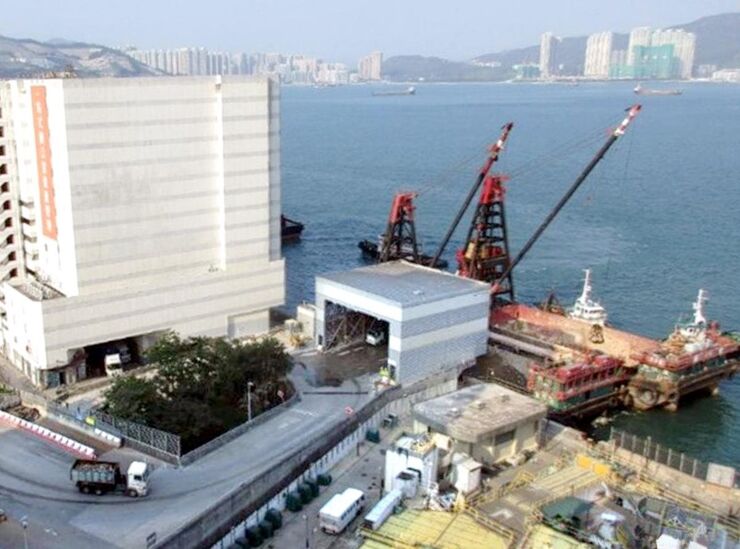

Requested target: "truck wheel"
[
  {"left": 126, "top": 489, "right": 138, "bottom": 498},
  {"left": 94, "top": 488, "right": 103, "bottom": 496},
  {"left": 81, "top": 486, "right": 91, "bottom": 494}
]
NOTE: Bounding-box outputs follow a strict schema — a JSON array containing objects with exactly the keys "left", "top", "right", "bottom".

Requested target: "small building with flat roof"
[
  {"left": 314, "top": 261, "right": 490, "bottom": 384},
  {"left": 412, "top": 383, "right": 547, "bottom": 465}
]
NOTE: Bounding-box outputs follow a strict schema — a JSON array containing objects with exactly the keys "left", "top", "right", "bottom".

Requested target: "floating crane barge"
[{"left": 362, "top": 104, "right": 738, "bottom": 420}]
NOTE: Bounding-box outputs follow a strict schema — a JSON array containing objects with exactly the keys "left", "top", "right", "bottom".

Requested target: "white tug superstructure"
[{"left": 569, "top": 269, "right": 608, "bottom": 326}]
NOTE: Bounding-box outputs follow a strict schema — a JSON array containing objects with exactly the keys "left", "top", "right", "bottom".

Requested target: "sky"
[{"left": 2, "top": 0, "right": 739, "bottom": 63}]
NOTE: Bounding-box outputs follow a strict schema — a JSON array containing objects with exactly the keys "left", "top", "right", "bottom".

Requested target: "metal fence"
[
  {"left": 93, "top": 410, "right": 181, "bottom": 460},
  {"left": 609, "top": 428, "right": 734, "bottom": 486}
]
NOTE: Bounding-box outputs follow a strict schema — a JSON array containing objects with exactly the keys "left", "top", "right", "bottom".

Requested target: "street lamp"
[
  {"left": 21, "top": 516, "right": 28, "bottom": 549},
  {"left": 302, "top": 513, "right": 310, "bottom": 549},
  {"left": 247, "top": 381, "right": 255, "bottom": 422}
]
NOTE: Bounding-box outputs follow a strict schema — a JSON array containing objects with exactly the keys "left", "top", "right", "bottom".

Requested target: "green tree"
[{"left": 104, "top": 377, "right": 161, "bottom": 424}]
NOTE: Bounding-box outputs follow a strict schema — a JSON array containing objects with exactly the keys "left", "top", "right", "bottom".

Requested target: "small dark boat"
[
  {"left": 358, "top": 239, "right": 448, "bottom": 269},
  {"left": 281, "top": 215, "right": 304, "bottom": 241}
]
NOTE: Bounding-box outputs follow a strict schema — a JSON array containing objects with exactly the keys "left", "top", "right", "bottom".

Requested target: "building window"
[
  {"left": 8, "top": 252, "right": 15, "bottom": 261},
  {"left": 0, "top": 146, "right": 4, "bottom": 156},
  {"left": 0, "top": 164, "right": 6, "bottom": 175},
  {"left": 2, "top": 201, "right": 10, "bottom": 211},
  {"left": 494, "top": 430, "right": 515, "bottom": 446},
  {"left": 5, "top": 235, "right": 12, "bottom": 245},
  {"left": 4, "top": 218, "right": 11, "bottom": 228},
  {"left": 1, "top": 183, "right": 8, "bottom": 193},
  {"left": 9, "top": 268, "right": 17, "bottom": 278}
]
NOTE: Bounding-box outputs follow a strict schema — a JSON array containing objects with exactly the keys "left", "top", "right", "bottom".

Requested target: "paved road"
[{"left": 0, "top": 368, "right": 371, "bottom": 548}]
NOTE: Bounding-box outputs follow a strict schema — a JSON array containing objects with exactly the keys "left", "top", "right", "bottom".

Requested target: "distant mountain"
[
  {"left": 382, "top": 55, "right": 510, "bottom": 82},
  {"left": 473, "top": 12, "right": 740, "bottom": 74},
  {"left": 0, "top": 35, "right": 159, "bottom": 78},
  {"left": 679, "top": 12, "right": 740, "bottom": 67},
  {"left": 384, "top": 12, "right": 740, "bottom": 83}
]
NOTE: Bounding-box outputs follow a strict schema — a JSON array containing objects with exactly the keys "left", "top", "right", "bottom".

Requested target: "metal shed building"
[{"left": 315, "top": 261, "right": 490, "bottom": 384}]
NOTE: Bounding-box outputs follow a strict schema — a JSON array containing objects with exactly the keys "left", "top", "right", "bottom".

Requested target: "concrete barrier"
[
  {"left": 18, "top": 390, "right": 123, "bottom": 448},
  {"left": 0, "top": 409, "right": 97, "bottom": 459}
]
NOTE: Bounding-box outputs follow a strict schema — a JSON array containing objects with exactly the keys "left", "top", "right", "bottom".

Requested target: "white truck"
[
  {"left": 70, "top": 460, "right": 149, "bottom": 497},
  {"left": 318, "top": 488, "right": 365, "bottom": 534}
]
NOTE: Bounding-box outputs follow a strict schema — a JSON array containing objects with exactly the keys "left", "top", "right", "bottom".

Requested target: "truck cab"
[{"left": 126, "top": 461, "right": 150, "bottom": 497}]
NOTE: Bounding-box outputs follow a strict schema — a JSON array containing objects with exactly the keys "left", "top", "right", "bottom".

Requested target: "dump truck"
[{"left": 70, "top": 460, "right": 149, "bottom": 497}]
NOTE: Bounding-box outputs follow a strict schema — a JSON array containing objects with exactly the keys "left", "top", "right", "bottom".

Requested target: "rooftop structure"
[
  {"left": 315, "top": 261, "right": 489, "bottom": 384},
  {"left": 0, "top": 76, "right": 284, "bottom": 387},
  {"left": 413, "top": 384, "right": 547, "bottom": 444}
]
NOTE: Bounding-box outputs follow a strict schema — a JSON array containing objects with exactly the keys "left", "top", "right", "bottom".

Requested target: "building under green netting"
[{"left": 631, "top": 45, "right": 678, "bottom": 79}]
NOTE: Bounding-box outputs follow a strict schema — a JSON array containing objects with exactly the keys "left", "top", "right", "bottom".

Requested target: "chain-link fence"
[
  {"left": 610, "top": 428, "right": 736, "bottom": 487},
  {"left": 93, "top": 410, "right": 181, "bottom": 461}
]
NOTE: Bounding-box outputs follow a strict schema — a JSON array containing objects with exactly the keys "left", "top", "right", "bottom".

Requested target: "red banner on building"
[{"left": 31, "top": 85, "right": 58, "bottom": 240}]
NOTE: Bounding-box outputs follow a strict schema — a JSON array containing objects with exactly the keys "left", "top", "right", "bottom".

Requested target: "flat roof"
[
  {"left": 413, "top": 384, "right": 547, "bottom": 444},
  {"left": 317, "top": 261, "right": 489, "bottom": 308}
]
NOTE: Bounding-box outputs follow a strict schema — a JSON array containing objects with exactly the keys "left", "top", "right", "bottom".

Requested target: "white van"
[{"left": 319, "top": 488, "right": 365, "bottom": 534}]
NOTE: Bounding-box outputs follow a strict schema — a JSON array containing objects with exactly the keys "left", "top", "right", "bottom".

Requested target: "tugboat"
[
  {"left": 568, "top": 269, "right": 608, "bottom": 344},
  {"left": 628, "top": 290, "right": 739, "bottom": 411},
  {"left": 281, "top": 215, "right": 304, "bottom": 242}
]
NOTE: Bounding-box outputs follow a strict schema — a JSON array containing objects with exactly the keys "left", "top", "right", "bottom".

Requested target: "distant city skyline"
[{"left": 1, "top": 1, "right": 738, "bottom": 64}]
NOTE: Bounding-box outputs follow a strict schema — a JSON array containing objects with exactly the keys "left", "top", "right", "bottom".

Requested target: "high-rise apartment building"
[
  {"left": 584, "top": 32, "right": 613, "bottom": 78},
  {"left": 358, "top": 51, "right": 383, "bottom": 81},
  {"left": 652, "top": 29, "right": 696, "bottom": 79},
  {"left": 627, "top": 27, "right": 652, "bottom": 65},
  {"left": 0, "top": 76, "right": 284, "bottom": 387},
  {"left": 539, "top": 32, "right": 559, "bottom": 78},
  {"left": 624, "top": 27, "right": 695, "bottom": 79}
]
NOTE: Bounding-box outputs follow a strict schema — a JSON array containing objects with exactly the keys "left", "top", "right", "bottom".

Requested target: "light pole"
[
  {"left": 21, "top": 516, "right": 28, "bottom": 549},
  {"left": 303, "top": 513, "right": 310, "bottom": 549},
  {"left": 247, "top": 381, "right": 255, "bottom": 422}
]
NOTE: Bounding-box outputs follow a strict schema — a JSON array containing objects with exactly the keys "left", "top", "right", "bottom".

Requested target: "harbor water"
[{"left": 280, "top": 81, "right": 740, "bottom": 468}]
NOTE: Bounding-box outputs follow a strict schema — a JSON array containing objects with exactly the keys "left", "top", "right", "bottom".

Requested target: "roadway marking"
[{"left": 289, "top": 408, "right": 317, "bottom": 417}]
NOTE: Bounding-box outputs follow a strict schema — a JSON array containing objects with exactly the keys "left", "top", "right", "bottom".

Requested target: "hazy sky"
[{"left": 3, "top": 0, "right": 739, "bottom": 63}]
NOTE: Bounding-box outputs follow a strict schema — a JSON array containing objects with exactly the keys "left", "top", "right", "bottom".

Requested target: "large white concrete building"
[
  {"left": 584, "top": 32, "right": 613, "bottom": 78},
  {"left": 0, "top": 76, "right": 284, "bottom": 387}
]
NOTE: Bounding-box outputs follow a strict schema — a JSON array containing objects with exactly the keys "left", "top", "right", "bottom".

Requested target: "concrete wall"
[{"left": 0, "top": 76, "right": 284, "bottom": 382}]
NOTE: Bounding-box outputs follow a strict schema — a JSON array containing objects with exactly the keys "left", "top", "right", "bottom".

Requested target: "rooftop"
[
  {"left": 413, "top": 384, "right": 547, "bottom": 444},
  {"left": 317, "top": 260, "right": 489, "bottom": 308}
]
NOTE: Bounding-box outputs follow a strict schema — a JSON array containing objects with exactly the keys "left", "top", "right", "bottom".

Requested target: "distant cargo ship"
[
  {"left": 634, "top": 84, "right": 682, "bottom": 96},
  {"left": 372, "top": 86, "right": 416, "bottom": 97}
]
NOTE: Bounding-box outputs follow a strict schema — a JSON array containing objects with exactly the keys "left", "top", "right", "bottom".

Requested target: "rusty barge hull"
[{"left": 488, "top": 303, "right": 739, "bottom": 415}]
